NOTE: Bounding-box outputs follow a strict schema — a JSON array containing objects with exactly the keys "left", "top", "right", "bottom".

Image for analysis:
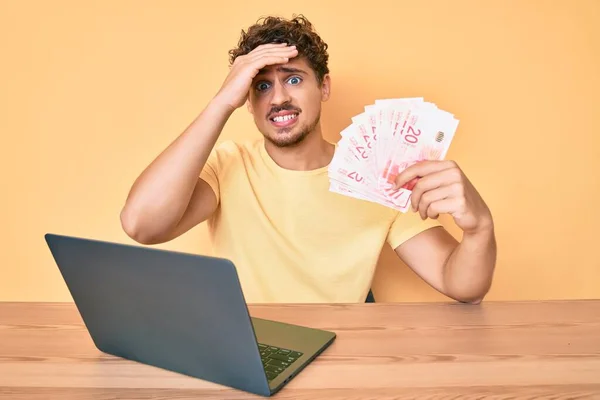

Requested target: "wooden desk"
[{"left": 1, "top": 300, "right": 599, "bottom": 399}]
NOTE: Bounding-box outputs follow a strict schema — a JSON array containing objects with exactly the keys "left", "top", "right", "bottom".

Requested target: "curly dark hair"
[{"left": 228, "top": 14, "right": 330, "bottom": 85}]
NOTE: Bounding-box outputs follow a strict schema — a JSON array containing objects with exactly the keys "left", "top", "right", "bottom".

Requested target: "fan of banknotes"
[{"left": 328, "top": 97, "right": 459, "bottom": 212}]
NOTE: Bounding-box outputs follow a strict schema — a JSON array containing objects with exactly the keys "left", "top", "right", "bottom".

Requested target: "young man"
[{"left": 120, "top": 15, "right": 497, "bottom": 304}]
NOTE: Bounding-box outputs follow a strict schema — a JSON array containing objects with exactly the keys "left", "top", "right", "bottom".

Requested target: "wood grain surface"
[{"left": 1, "top": 300, "right": 599, "bottom": 399}]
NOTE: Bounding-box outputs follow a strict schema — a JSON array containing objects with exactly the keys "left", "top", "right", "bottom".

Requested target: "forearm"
[
  {"left": 120, "top": 98, "right": 234, "bottom": 240},
  {"left": 443, "top": 225, "right": 497, "bottom": 304}
]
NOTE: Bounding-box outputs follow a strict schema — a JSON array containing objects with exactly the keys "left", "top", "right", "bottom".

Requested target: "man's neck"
[{"left": 264, "top": 131, "right": 335, "bottom": 171}]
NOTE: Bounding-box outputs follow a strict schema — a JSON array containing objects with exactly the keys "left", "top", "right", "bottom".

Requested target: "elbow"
[
  {"left": 444, "top": 272, "right": 493, "bottom": 306},
  {"left": 454, "top": 287, "right": 490, "bottom": 305},
  {"left": 462, "top": 296, "right": 484, "bottom": 305},
  {"left": 120, "top": 207, "right": 158, "bottom": 245},
  {"left": 454, "top": 294, "right": 485, "bottom": 305}
]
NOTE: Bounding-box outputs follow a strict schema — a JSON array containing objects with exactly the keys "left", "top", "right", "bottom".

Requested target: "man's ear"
[
  {"left": 246, "top": 98, "right": 254, "bottom": 114},
  {"left": 321, "top": 74, "right": 331, "bottom": 102}
]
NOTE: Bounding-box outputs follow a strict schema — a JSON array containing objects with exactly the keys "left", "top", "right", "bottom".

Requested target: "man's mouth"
[{"left": 269, "top": 111, "right": 300, "bottom": 128}]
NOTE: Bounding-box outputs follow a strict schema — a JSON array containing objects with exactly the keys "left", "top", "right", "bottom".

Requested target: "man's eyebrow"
[{"left": 256, "top": 66, "right": 308, "bottom": 76}]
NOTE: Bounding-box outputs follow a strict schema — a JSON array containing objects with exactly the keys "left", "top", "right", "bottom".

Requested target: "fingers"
[
  {"left": 414, "top": 185, "right": 453, "bottom": 218},
  {"left": 423, "top": 198, "right": 459, "bottom": 220},
  {"left": 232, "top": 43, "right": 299, "bottom": 75},
  {"left": 249, "top": 47, "right": 297, "bottom": 64},
  {"left": 248, "top": 42, "right": 289, "bottom": 54},
  {"left": 234, "top": 47, "right": 298, "bottom": 72},
  {"left": 410, "top": 168, "right": 462, "bottom": 211},
  {"left": 236, "top": 44, "right": 297, "bottom": 64},
  {"left": 250, "top": 43, "right": 296, "bottom": 56},
  {"left": 394, "top": 160, "right": 457, "bottom": 189},
  {"left": 251, "top": 54, "right": 296, "bottom": 71}
]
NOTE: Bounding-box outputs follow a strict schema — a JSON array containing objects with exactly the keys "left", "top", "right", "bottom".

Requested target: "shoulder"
[
  {"left": 205, "top": 139, "right": 263, "bottom": 177},
  {"left": 211, "top": 138, "right": 261, "bottom": 159}
]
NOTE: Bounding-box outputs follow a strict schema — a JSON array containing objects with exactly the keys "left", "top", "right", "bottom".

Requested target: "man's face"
[{"left": 247, "top": 56, "right": 330, "bottom": 148}]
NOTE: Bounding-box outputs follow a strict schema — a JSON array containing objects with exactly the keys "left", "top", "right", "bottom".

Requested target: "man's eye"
[
  {"left": 257, "top": 82, "right": 270, "bottom": 91},
  {"left": 288, "top": 76, "right": 302, "bottom": 85}
]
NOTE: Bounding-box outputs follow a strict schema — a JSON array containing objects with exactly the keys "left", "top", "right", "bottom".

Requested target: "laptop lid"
[{"left": 44, "top": 233, "right": 272, "bottom": 396}]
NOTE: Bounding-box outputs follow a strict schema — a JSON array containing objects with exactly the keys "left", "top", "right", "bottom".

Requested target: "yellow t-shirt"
[{"left": 199, "top": 139, "right": 441, "bottom": 303}]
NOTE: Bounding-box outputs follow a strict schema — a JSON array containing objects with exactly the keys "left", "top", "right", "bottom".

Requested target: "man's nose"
[{"left": 270, "top": 80, "right": 292, "bottom": 105}]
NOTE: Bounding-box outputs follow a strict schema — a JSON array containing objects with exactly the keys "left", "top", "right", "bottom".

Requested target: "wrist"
[
  {"left": 209, "top": 94, "right": 237, "bottom": 116},
  {"left": 464, "top": 216, "right": 495, "bottom": 239}
]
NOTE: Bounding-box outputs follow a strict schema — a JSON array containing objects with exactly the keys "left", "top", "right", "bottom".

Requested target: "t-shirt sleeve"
[
  {"left": 199, "top": 141, "right": 233, "bottom": 204},
  {"left": 386, "top": 210, "right": 443, "bottom": 249}
]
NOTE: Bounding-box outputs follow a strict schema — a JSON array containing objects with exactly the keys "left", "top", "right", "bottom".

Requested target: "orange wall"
[{"left": 1, "top": 0, "right": 599, "bottom": 302}]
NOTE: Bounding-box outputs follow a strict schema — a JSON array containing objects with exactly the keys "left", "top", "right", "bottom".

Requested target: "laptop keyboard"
[{"left": 258, "top": 343, "right": 303, "bottom": 381}]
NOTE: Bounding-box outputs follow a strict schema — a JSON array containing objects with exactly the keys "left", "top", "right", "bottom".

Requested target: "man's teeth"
[{"left": 273, "top": 114, "right": 297, "bottom": 122}]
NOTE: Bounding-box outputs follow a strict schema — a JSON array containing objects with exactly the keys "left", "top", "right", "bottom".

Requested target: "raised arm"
[{"left": 120, "top": 43, "right": 299, "bottom": 244}]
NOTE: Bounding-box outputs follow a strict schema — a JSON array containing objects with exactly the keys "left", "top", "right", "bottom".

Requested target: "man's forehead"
[{"left": 256, "top": 58, "right": 311, "bottom": 76}]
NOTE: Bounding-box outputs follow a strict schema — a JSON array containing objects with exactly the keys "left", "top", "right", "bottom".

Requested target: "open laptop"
[{"left": 44, "top": 233, "right": 336, "bottom": 397}]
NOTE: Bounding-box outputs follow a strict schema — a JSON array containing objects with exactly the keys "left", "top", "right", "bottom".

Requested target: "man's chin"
[{"left": 265, "top": 132, "right": 307, "bottom": 148}]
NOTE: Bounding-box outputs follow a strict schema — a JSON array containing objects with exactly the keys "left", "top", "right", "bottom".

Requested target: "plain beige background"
[{"left": 1, "top": 0, "right": 599, "bottom": 302}]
